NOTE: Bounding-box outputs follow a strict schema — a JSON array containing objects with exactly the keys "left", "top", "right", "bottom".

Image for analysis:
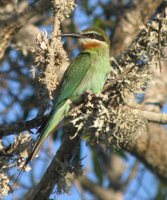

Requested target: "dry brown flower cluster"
[
  {"left": 31, "top": 0, "right": 76, "bottom": 99},
  {"left": 0, "top": 132, "right": 32, "bottom": 196}
]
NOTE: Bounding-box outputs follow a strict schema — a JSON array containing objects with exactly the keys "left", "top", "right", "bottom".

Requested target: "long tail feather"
[{"left": 12, "top": 99, "right": 71, "bottom": 188}]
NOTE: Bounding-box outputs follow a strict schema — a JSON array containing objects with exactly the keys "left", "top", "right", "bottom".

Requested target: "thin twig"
[
  {"left": 0, "top": 115, "right": 47, "bottom": 137},
  {"left": 130, "top": 107, "right": 167, "bottom": 124},
  {"left": 103, "top": 64, "right": 136, "bottom": 93}
]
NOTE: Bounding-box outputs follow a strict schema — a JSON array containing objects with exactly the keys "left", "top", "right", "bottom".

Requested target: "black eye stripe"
[{"left": 82, "top": 33, "right": 105, "bottom": 42}]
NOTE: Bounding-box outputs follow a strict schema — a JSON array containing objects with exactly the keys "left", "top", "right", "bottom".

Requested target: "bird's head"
[{"left": 61, "top": 27, "right": 110, "bottom": 50}]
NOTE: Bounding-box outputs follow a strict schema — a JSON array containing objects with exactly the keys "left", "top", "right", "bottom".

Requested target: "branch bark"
[
  {"left": 123, "top": 123, "right": 167, "bottom": 182},
  {"left": 0, "top": 115, "right": 47, "bottom": 138},
  {"left": 24, "top": 133, "right": 80, "bottom": 200},
  {"left": 79, "top": 176, "right": 123, "bottom": 200},
  {"left": 111, "top": 0, "right": 162, "bottom": 56},
  {"left": 0, "top": 0, "right": 52, "bottom": 60},
  {"left": 132, "top": 109, "right": 167, "bottom": 124}
]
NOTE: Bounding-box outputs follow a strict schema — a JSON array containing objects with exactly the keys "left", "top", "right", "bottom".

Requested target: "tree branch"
[
  {"left": 131, "top": 108, "right": 167, "bottom": 124},
  {"left": 24, "top": 133, "right": 80, "bottom": 200},
  {"left": 0, "top": 115, "right": 47, "bottom": 137},
  {"left": 79, "top": 176, "right": 123, "bottom": 200},
  {"left": 111, "top": 0, "right": 162, "bottom": 56},
  {"left": 123, "top": 123, "right": 167, "bottom": 182},
  {"left": 0, "top": 0, "right": 52, "bottom": 60}
]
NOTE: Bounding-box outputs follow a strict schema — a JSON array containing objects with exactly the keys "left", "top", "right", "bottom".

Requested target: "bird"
[{"left": 14, "top": 27, "right": 111, "bottom": 184}]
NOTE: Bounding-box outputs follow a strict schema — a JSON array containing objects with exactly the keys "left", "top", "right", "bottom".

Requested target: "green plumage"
[{"left": 15, "top": 27, "right": 111, "bottom": 183}]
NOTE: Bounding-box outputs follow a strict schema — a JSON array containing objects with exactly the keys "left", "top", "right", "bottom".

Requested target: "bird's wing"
[
  {"left": 54, "top": 52, "right": 91, "bottom": 105},
  {"left": 38, "top": 52, "right": 92, "bottom": 137},
  {"left": 37, "top": 52, "right": 92, "bottom": 140}
]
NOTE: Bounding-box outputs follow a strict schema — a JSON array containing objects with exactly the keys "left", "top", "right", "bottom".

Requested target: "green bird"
[{"left": 15, "top": 27, "right": 111, "bottom": 183}]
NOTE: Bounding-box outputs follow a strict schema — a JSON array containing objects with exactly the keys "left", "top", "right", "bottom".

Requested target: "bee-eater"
[{"left": 15, "top": 27, "right": 111, "bottom": 182}]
